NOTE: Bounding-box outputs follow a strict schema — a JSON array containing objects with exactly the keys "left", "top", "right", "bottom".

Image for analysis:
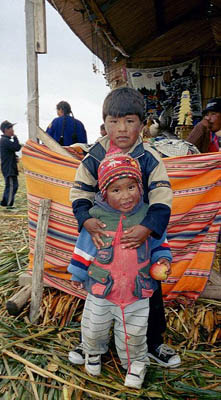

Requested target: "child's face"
[
  {"left": 105, "top": 115, "right": 143, "bottom": 153},
  {"left": 106, "top": 177, "right": 141, "bottom": 213}
]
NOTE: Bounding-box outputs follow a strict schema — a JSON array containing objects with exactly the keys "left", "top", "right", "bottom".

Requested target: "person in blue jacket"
[{"left": 46, "top": 101, "right": 87, "bottom": 146}]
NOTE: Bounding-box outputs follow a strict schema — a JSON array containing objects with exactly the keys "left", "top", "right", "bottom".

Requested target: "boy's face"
[
  {"left": 105, "top": 115, "right": 143, "bottom": 153},
  {"left": 106, "top": 177, "right": 141, "bottom": 213},
  {"left": 4, "top": 127, "right": 14, "bottom": 137}
]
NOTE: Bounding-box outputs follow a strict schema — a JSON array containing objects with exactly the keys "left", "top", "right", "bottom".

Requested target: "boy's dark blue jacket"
[
  {"left": 70, "top": 136, "right": 173, "bottom": 239},
  {"left": 0, "top": 135, "right": 21, "bottom": 178},
  {"left": 46, "top": 115, "right": 87, "bottom": 145}
]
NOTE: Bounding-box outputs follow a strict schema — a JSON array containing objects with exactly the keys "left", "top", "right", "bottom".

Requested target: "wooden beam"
[
  {"left": 29, "top": 198, "right": 51, "bottom": 323},
  {"left": 201, "top": 285, "right": 221, "bottom": 300},
  {"left": 6, "top": 285, "right": 32, "bottom": 316},
  {"left": 200, "top": 270, "right": 221, "bottom": 300},
  {"left": 34, "top": 0, "right": 47, "bottom": 53},
  {"left": 19, "top": 272, "right": 49, "bottom": 288},
  {"left": 207, "top": 269, "right": 221, "bottom": 286},
  {"left": 25, "top": 0, "right": 39, "bottom": 141}
]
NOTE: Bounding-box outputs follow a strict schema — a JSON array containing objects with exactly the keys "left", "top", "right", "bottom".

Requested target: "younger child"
[
  {"left": 68, "top": 153, "right": 172, "bottom": 389},
  {"left": 69, "top": 87, "right": 180, "bottom": 368}
]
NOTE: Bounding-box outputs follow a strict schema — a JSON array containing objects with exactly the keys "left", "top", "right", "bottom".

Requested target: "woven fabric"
[
  {"left": 22, "top": 140, "right": 221, "bottom": 303},
  {"left": 163, "top": 152, "right": 221, "bottom": 303},
  {"left": 22, "top": 140, "right": 81, "bottom": 279}
]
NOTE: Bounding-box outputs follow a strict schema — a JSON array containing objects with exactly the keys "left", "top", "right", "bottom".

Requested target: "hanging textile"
[{"left": 127, "top": 58, "right": 202, "bottom": 125}]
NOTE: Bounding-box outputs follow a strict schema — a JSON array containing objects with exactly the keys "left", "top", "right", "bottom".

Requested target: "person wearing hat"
[
  {"left": 67, "top": 152, "right": 173, "bottom": 389},
  {"left": 187, "top": 97, "right": 221, "bottom": 152},
  {"left": 0, "top": 120, "right": 21, "bottom": 208}
]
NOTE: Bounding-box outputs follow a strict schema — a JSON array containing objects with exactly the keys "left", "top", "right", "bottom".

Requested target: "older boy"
[{"left": 69, "top": 87, "right": 181, "bottom": 368}]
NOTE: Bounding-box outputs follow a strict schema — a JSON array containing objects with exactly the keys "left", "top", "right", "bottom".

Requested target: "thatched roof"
[{"left": 47, "top": 0, "right": 221, "bottom": 67}]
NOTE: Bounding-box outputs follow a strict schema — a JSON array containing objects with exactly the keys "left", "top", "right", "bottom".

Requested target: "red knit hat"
[{"left": 98, "top": 153, "right": 143, "bottom": 198}]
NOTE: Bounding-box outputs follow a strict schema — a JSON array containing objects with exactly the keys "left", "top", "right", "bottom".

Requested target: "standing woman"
[{"left": 46, "top": 101, "right": 87, "bottom": 145}]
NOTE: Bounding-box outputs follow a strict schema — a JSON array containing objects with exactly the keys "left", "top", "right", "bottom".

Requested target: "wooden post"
[
  {"left": 25, "top": 0, "right": 40, "bottom": 141},
  {"left": 34, "top": 0, "right": 47, "bottom": 54},
  {"left": 29, "top": 199, "right": 51, "bottom": 323}
]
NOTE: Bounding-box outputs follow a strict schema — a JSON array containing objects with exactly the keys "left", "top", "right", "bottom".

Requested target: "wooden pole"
[
  {"left": 29, "top": 199, "right": 51, "bottom": 323},
  {"left": 34, "top": 0, "right": 47, "bottom": 54},
  {"left": 25, "top": 0, "right": 39, "bottom": 141}
]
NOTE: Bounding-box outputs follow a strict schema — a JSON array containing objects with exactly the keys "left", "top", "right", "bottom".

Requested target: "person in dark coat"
[
  {"left": 0, "top": 120, "right": 21, "bottom": 208},
  {"left": 187, "top": 97, "right": 221, "bottom": 152},
  {"left": 46, "top": 101, "right": 87, "bottom": 146}
]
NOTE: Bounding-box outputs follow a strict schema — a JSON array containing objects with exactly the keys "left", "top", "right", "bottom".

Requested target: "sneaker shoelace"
[{"left": 158, "top": 344, "right": 176, "bottom": 356}]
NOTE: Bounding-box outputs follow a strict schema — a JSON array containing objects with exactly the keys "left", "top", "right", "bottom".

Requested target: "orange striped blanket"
[{"left": 22, "top": 140, "right": 221, "bottom": 303}]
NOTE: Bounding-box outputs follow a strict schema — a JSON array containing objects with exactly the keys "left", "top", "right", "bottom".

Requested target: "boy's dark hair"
[
  {"left": 102, "top": 87, "right": 144, "bottom": 122},
  {"left": 56, "top": 101, "right": 72, "bottom": 115}
]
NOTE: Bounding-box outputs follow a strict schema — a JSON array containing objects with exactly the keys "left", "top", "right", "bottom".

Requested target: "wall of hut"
[{"left": 105, "top": 55, "right": 221, "bottom": 110}]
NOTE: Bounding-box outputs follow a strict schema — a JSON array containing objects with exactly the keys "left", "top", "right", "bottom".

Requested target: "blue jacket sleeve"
[
  {"left": 67, "top": 227, "right": 97, "bottom": 281},
  {"left": 150, "top": 231, "right": 172, "bottom": 264},
  {"left": 72, "top": 199, "right": 93, "bottom": 232}
]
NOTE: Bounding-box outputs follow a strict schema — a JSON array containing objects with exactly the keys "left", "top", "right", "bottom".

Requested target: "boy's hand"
[
  {"left": 83, "top": 218, "right": 109, "bottom": 249},
  {"left": 70, "top": 281, "right": 84, "bottom": 289},
  {"left": 157, "top": 258, "right": 171, "bottom": 275},
  {"left": 120, "top": 225, "right": 151, "bottom": 249}
]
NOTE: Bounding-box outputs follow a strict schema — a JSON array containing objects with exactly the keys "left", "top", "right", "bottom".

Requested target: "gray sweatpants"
[{"left": 81, "top": 294, "right": 150, "bottom": 369}]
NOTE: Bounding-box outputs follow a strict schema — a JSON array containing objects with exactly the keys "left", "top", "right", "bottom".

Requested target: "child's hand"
[
  {"left": 120, "top": 225, "right": 152, "bottom": 249},
  {"left": 83, "top": 218, "right": 109, "bottom": 249},
  {"left": 71, "top": 281, "right": 84, "bottom": 289},
  {"left": 157, "top": 258, "right": 171, "bottom": 274}
]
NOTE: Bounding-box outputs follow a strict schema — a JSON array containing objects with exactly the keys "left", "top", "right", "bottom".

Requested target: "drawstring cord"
[{"left": 113, "top": 215, "right": 131, "bottom": 371}]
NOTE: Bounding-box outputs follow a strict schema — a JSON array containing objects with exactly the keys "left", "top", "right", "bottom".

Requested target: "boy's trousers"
[
  {"left": 1, "top": 176, "right": 18, "bottom": 207},
  {"left": 147, "top": 281, "right": 166, "bottom": 351},
  {"left": 81, "top": 294, "right": 150, "bottom": 369}
]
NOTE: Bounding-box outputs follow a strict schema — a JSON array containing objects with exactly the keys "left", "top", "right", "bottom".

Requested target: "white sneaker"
[
  {"left": 148, "top": 344, "right": 181, "bottom": 368},
  {"left": 124, "top": 361, "right": 147, "bottom": 389},
  {"left": 85, "top": 354, "right": 101, "bottom": 376},
  {"left": 68, "top": 343, "right": 85, "bottom": 365}
]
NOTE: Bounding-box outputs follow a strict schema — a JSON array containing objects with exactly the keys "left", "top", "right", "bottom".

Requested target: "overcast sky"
[{"left": 0, "top": 0, "right": 109, "bottom": 144}]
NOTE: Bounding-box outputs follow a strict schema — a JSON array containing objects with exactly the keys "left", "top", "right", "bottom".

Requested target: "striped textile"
[
  {"left": 22, "top": 140, "right": 80, "bottom": 280},
  {"left": 163, "top": 152, "right": 221, "bottom": 303},
  {"left": 22, "top": 140, "right": 221, "bottom": 303}
]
